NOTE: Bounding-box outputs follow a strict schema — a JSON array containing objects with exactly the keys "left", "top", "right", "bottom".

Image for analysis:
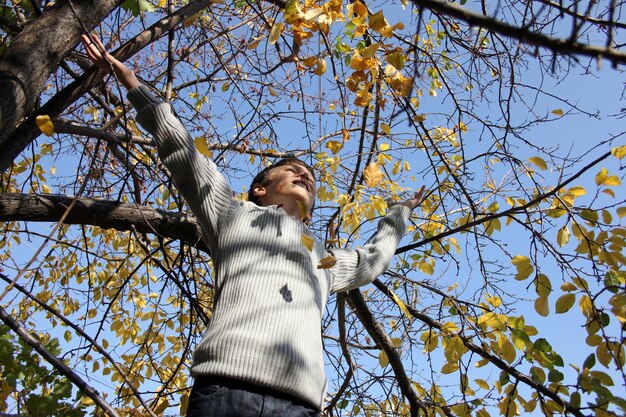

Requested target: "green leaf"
[
  {"left": 555, "top": 293, "right": 576, "bottom": 313},
  {"left": 121, "top": 0, "right": 155, "bottom": 16},
  {"left": 548, "top": 369, "right": 564, "bottom": 382},
  {"left": 583, "top": 353, "right": 596, "bottom": 370}
]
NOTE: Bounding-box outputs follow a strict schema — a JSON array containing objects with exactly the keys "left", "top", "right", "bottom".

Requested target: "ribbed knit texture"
[{"left": 127, "top": 85, "right": 411, "bottom": 410}]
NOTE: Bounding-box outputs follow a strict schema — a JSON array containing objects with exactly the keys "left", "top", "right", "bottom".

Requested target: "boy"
[{"left": 83, "top": 34, "right": 424, "bottom": 417}]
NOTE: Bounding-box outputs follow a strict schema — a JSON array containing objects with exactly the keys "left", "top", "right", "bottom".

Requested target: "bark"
[
  {"left": 0, "top": 192, "right": 208, "bottom": 252},
  {"left": 0, "top": 0, "right": 213, "bottom": 173},
  {"left": 0, "top": 0, "right": 121, "bottom": 147}
]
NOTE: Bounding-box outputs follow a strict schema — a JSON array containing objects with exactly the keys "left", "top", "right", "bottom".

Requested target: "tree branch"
[
  {"left": 0, "top": 192, "right": 208, "bottom": 253},
  {"left": 412, "top": 0, "right": 626, "bottom": 65},
  {"left": 0, "top": 305, "right": 121, "bottom": 417}
]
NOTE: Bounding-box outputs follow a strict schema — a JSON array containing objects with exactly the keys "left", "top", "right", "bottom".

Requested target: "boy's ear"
[{"left": 252, "top": 183, "right": 266, "bottom": 198}]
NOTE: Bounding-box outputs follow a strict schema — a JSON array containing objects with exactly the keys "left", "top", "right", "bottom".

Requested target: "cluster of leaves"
[{"left": 0, "top": 325, "right": 85, "bottom": 417}]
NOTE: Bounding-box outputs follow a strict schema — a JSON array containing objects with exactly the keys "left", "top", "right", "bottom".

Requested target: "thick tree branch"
[
  {"left": 0, "top": 193, "right": 208, "bottom": 253},
  {"left": 347, "top": 289, "right": 426, "bottom": 417}
]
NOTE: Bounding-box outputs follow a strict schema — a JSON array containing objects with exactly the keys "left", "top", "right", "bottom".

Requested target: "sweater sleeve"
[
  {"left": 126, "top": 85, "right": 237, "bottom": 244},
  {"left": 328, "top": 204, "right": 411, "bottom": 293}
]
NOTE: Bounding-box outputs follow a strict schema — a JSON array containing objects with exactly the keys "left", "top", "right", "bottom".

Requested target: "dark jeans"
[{"left": 186, "top": 376, "right": 320, "bottom": 417}]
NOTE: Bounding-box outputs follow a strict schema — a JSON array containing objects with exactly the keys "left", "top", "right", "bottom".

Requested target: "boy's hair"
[{"left": 248, "top": 158, "right": 316, "bottom": 210}]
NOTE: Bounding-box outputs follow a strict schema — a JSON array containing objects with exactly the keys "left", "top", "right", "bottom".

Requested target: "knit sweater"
[{"left": 127, "top": 85, "right": 411, "bottom": 410}]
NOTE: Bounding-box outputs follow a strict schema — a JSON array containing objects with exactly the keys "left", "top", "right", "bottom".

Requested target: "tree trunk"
[{"left": 0, "top": 0, "right": 120, "bottom": 153}]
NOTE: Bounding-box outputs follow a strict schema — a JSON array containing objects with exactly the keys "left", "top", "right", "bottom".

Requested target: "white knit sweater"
[{"left": 127, "top": 85, "right": 411, "bottom": 410}]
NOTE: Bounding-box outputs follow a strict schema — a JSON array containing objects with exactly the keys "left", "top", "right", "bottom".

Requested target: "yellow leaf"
[
  {"left": 296, "top": 200, "right": 308, "bottom": 221},
  {"left": 535, "top": 273, "right": 552, "bottom": 298},
  {"left": 179, "top": 392, "right": 190, "bottom": 416},
  {"left": 568, "top": 186, "right": 586, "bottom": 197},
  {"left": 361, "top": 42, "right": 379, "bottom": 59},
  {"left": 385, "top": 51, "right": 406, "bottom": 71},
  {"left": 301, "top": 234, "right": 314, "bottom": 251},
  {"left": 535, "top": 296, "right": 549, "bottom": 316},
  {"left": 380, "top": 123, "right": 391, "bottom": 135},
  {"left": 477, "top": 312, "right": 507, "bottom": 330},
  {"left": 313, "top": 58, "right": 327, "bottom": 76},
  {"left": 390, "top": 289, "right": 412, "bottom": 319},
  {"left": 325, "top": 140, "right": 343, "bottom": 154},
  {"left": 354, "top": 89, "right": 372, "bottom": 107},
  {"left": 556, "top": 226, "right": 570, "bottom": 247},
  {"left": 604, "top": 175, "right": 621, "bottom": 186},
  {"left": 363, "top": 163, "right": 383, "bottom": 187},
  {"left": 528, "top": 156, "right": 547, "bottom": 170},
  {"left": 551, "top": 109, "right": 564, "bottom": 116},
  {"left": 303, "top": 7, "right": 324, "bottom": 21},
  {"left": 268, "top": 22, "right": 284, "bottom": 45},
  {"left": 511, "top": 255, "right": 533, "bottom": 280},
  {"left": 369, "top": 11, "right": 387, "bottom": 31},
  {"left": 317, "top": 255, "right": 337, "bottom": 269},
  {"left": 610, "top": 145, "right": 626, "bottom": 159},
  {"left": 379, "top": 350, "right": 389, "bottom": 367},
  {"left": 194, "top": 136, "right": 212, "bottom": 156},
  {"left": 595, "top": 167, "right": 608, "bottom": 185},
  {"left": 153, "top": 398, "right": 170, "bottom": 415},
  {"left": 302, "top": 56, "right": 317, "bottom": 67},
  {"left": 440, "top": 322, "right": 458, "bottom": 334},
  {"left": 342, "top": 128, "right": 350, "bottom": 141},
  {"left": 617, "top": 207, "right": 626, "bottom": 218},
  {"left": 268, "top": 86, "right": 278, "bottom": 97},
  {"left": 475, "top": 379, "right": 490, "bottom": 390},
  {"left": 36, "top": 115, "right": 54, "bottom": 136},
  {"left": 221, "top": 82, "right": 230, "bottom": 92}
]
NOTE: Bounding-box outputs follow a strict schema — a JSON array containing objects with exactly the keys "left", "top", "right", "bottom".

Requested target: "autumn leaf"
[
  {"left": 195, "top": 136, "right": 212, "bottom": 156},
  {"left": 611, "top": 145, "right": 626, "bottom": 159},
  {"left": 511, "top": 255, "right": 533, "bottom": 280},
  {"left": 313, "top": 58, "right": 327, "bottom": 76},
  {"left": 268, "top": 22, "right": 284, "bottom": 45},
  {"left": 363, "top": 163, "right": 383, "bottom": 187},
  {"left": 390, "top": 289, "right": 412, "bottom": 319},
  {"left": 325, "top": 140, "right": 343, "bottom": 154},
  {"left": 301, "top": 234, "right": 314, "bottom": 251},
  {"left": 369, "top": 11, "right": 388, "bottom": 31},
  {"left": 36, "top": 115, "right": 55, "bottom": 136},
  {"left": 385, "top": 51, "right": 406, "bottom": 71},
  {"left": 296, "top": 200, "right": 308, "bottom": 221},
  {"left": 528, "top": 156, "right": 547, "bottom": 170},
  {"left": 317, "top": 255, "right": 337, "bottom": 269}
]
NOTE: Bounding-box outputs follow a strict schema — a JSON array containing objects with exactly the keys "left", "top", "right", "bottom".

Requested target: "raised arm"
[
  {"left": 81, "top": 34, "right": 237, "bottom": 246},
  {"left": 328, "top": 188, "right": 426, "bottom": 293},
  {"left": 82, "top": 34, "right": 140, "bottom": 90}
]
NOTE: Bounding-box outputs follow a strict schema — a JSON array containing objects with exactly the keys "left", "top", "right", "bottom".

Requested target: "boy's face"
[{"left": 253, "top": 163, "right": 316, "bottom": 219}]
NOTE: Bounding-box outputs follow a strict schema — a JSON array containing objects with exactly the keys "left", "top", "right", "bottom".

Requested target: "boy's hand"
[
  {"left": 81, "top": 34, "right": 140, "bottom": 90},
  {"left": 388, "top": 186, "right": 426, "bottom": 211}
]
